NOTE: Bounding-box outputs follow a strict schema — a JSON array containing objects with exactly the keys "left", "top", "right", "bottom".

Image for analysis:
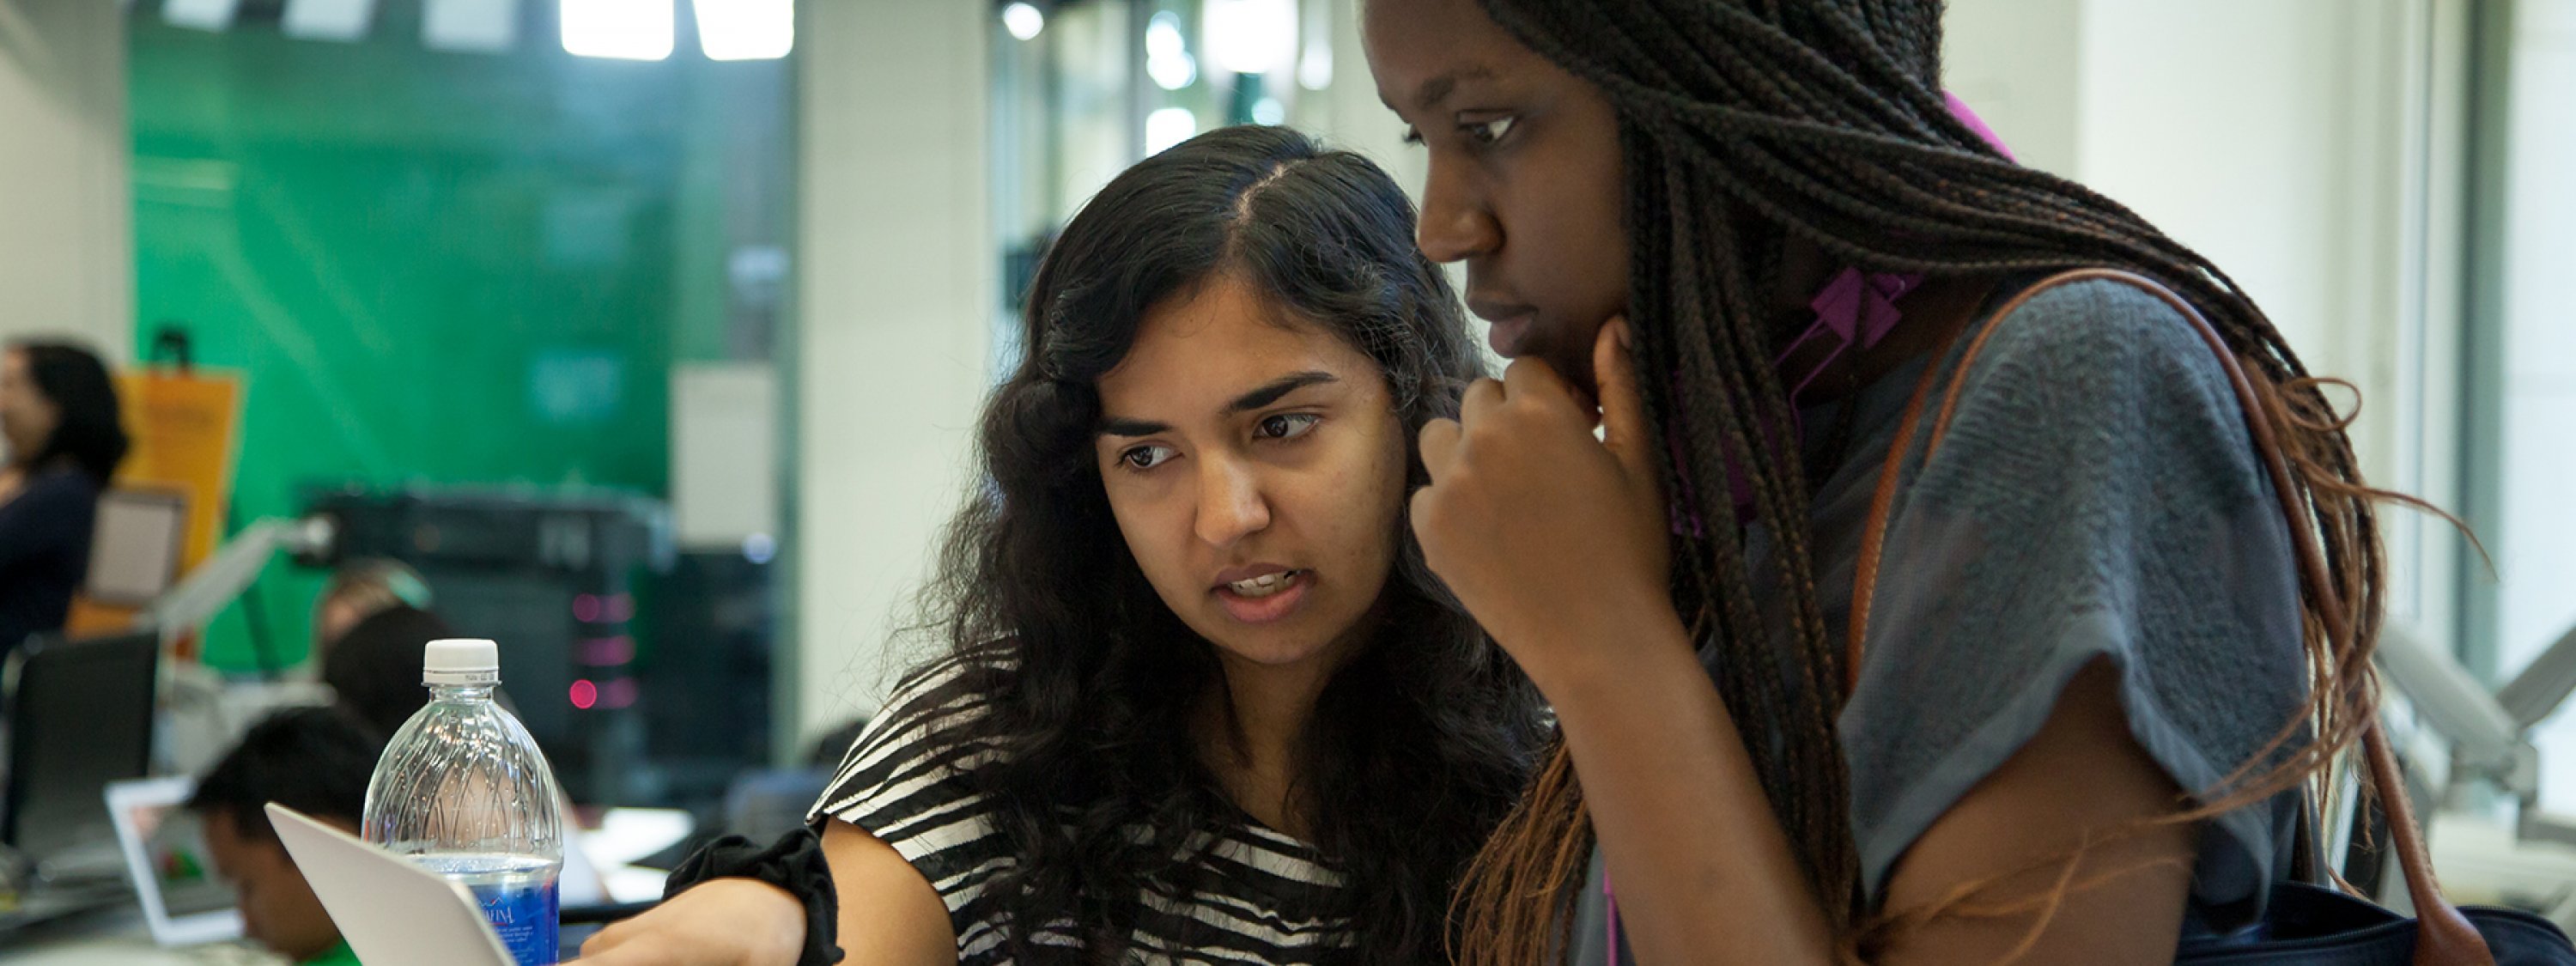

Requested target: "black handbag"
[
  {"left": 2172, "top": 880, "right": 2572, "bottom": 963},
  {"left": 1850, "top": 269, "right": 2576, "bottom": 966}
]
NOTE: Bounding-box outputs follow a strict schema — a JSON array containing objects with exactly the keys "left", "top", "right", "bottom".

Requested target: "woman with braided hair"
[{"left": 1370, "top": 1, "right": 2402, "bottom": 963}]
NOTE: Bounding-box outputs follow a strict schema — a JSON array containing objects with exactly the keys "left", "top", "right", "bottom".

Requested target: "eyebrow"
[
  {"left": 1413, "top": 64, "right": 1500, "bottom": 112},
  {"left": 1096, "top": 371, "right": 1341, "bottom": 440}
]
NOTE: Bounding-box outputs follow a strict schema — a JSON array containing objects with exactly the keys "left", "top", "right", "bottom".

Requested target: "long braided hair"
[{"left": 1448, "top": 1, "right": 2398, "bottom": 961}]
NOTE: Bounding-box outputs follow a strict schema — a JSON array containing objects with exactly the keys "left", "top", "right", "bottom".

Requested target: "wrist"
[
  {"left": 665, "top": 829, "right": 844, "bottom": 966},
  {"left": 1504, "top": 592, "right": 1693, "bottom": 702},
  {"left": 696, "top": 878, "right": 807, "bottom": 952}
]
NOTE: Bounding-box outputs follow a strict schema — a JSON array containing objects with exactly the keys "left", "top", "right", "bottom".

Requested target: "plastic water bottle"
[{"left": 361, "top": 639, "right": 565, "bottom": 966}]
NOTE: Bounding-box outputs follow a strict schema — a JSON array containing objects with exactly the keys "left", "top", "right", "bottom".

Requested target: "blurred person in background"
[
  {"left": 311, "top": 558, "right": 435, "bottom": 654},
  {"left": 185, "top": 705, "right": 386, "bottom": 966},
  {"left": 302, "top": 573, "right": 606, "bottom": 906},
  {"left": 0, "top": 338, "right": 128, "bottom": 663},
  {"left": 318, "top": 602, "right": 461, "bottom": 740}
]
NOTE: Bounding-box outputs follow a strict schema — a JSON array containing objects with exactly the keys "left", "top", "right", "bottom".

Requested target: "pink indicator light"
[
  {"left": 580, "top": 636, "right": 637, "bottom": 666},
  {"left": 568, "top": 679, "right": 598, "bottom": 709},
  {"left": 602, "top": 677, "right": 640, "bottom": 709}
]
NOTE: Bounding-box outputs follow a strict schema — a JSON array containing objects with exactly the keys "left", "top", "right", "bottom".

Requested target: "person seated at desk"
[
  {"left": 580, "top": 125, "right": 1547, "bottom": 964},
  {"left": 185, "top": 706, "right": 386, "bottom": 966},
  {"left": 318, "top": 602, "right": 464, "bottom": 739},
  {"left": 311, "top": 602, "right": 609, "bottom": 907},
  {"left": 0, "top": 338, "right": 128, "bottom": 664},
  {"left": 310, "top": 559, "right": 435, "bottom": 656}
]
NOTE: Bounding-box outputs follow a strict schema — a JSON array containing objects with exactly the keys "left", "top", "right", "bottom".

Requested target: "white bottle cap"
[{"left": 422, "top": 638, "right": 501, "bottom": 686}]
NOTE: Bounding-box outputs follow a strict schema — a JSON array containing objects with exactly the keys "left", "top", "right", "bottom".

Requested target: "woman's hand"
[
  {"left": 1411, "top": 319, "right": 1674, "bottom": 689},
  {"left": 574, "top": 878, "right": 806, "bottom": 966}
]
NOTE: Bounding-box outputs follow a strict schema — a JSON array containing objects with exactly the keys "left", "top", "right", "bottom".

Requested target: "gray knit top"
[{"left": 1566, "top": 276, "right": 2307, "bottom": 963}]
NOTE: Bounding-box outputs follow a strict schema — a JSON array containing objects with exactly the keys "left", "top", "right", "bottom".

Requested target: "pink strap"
[
  {"left": 1605, "top": 872, "right": 1620, "bottom": 966},
  {"left": 1942, "top": 91, "right": 2018, "bottom": 162}
]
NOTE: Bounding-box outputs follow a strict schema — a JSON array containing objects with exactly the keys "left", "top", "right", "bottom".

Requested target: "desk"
[
  {"left": 581, "top": 807, "right": 693, "bottom": 902},
  {"left": 0, "top": 808, "right": 688, "bottom": 964},
  {"left": 0, "top": 905, "right": 279, "bottom": 965}
]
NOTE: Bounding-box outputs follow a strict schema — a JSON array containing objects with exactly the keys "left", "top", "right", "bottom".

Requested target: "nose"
[
  {"left": 1192, "top": 453, "right": 1272, "bottom": 549},
  {"left": 1415, "top": 158, "right": 1500, "bottom": 264}
]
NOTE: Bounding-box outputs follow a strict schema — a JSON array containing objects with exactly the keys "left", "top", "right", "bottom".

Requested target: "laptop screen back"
[{"left": 3, "top": 630, "right": 161, "bottom": 869}]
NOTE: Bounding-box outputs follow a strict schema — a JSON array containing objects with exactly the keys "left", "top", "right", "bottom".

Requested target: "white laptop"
[
  {"left": 264, "top": 803, "right": 514, "bottom": 966},
  {"left": 104, "top": 776, "right": 244, "bottom": 946}
]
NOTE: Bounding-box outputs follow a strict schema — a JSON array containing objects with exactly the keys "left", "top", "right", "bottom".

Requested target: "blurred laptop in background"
[
  {"left": 106, "top": 776, "right": 242, "bottom": 947},
  {"left": 0, "top": 629, "right": 159, "bottom": 932}
]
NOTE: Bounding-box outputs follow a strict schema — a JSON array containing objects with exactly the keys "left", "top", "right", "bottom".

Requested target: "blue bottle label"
[{"left": 470, "top": 877, "right": 561, "bottom": 966}]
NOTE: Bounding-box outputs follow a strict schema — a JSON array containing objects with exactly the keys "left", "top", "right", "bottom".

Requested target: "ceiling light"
[
  {"left": 695, "top": 0, "right": 792, "bottom": 60},
  {"left": 282, "top": 0, "right": 374, "bottom": 40},
  {"left": 1203, "top": 0, "right": 1296, "bottom": 76},
  {"left": 561, "top": 0, "right": 674, "bottom": 61},
  {"left": 161, "top": 0, "right": 241, "bottom": 31},
  {"left": 1001, "top": 2, "right": 1044, "bottom": 41},
  {"left": 1145, "top": 107, "right": 1198, "bottom": 155},
  {"left": 424, "top": 0, "right": 519, "bottom": 52}
]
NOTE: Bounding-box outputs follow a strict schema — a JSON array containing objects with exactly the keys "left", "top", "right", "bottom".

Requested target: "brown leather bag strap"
[
  {"left": 1844, "top": 319, "right": 1966, "bottom": 696},
  {"left": 1845, "top": 268, "right": 2492, "bottom": 966}
]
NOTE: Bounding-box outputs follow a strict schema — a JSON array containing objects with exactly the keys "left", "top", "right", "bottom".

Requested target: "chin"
[{"left": 1205, "top": 628, "right": 1341, "bottom": 670}]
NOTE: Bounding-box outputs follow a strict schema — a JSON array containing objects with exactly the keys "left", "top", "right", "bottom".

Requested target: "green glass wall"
[{"left": 130, "top": 5, "right": 792, "bottom": 672}]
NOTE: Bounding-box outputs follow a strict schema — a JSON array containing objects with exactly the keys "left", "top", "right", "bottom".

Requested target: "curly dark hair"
[{"left": 902, "top": 125, "right": 1544, "bottom": 963}]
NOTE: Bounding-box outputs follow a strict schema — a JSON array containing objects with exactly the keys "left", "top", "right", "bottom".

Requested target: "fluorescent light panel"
[
  {"left": 161, "top": 0, "right": 241, "bottom": 31},
  {"left": 562, "top": 0, "right": 675, "bottom": 61},
  {"left": 695, "top": 0, "right": 792, "bottom": 59},
  {"left": 282, "top": 0, "right": 374, "bottom": 41},
  {"left": 425, "top": 0, "right": 520, "bottom": 52}
]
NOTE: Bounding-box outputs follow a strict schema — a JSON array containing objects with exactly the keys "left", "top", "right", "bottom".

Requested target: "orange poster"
[
  {"left": 68, "top": 369, "right": 246, "bottom": 640},
  {"left": 116, "top": 369, "right": 244, "bottom": 571}
]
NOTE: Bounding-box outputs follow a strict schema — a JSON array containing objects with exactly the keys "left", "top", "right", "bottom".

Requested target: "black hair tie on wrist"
[{"left": 663, "top": 827, "right": 846, "bottom": 966}]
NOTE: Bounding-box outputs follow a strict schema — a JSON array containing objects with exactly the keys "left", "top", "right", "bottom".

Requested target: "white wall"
[
  {"left": 0, "top": 0, "right": 132, "bottom": 362},
  {"left": 1941, "top": 0, "right": 2083, "bottom": 178},
  {"left": 1304, "top": 0, "right": 1422, "bottom": 197},
  {"left": 791, "top": 0, "right": 995, "bottom": 748},
  {"left": 1945, "top": 0, "right": 2464, "bottom": 632}
]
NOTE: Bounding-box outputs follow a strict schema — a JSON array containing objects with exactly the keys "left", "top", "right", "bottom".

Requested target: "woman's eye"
[
  {"left": 1121, "top": 445, "right": 1176, "bottom": 470},
  {"left": 1463, "top": 116, "right": 1517, "bottom": 145},
  {"left": 1256, "top": 413, "right": 1321, "bottom": 440}
]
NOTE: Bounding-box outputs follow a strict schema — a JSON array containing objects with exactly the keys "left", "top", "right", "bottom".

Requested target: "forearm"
[{"left": 1534, "top": 608, "right": 1838, "bottom": 966}]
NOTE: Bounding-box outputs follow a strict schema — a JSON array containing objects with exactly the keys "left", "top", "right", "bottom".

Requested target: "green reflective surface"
[{"left": 130, "top": 9, "right": 790, "bottom": 671}]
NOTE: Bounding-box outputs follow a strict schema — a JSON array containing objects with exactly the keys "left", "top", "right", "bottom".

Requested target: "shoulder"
[
  {"left": 0, "top": 467, "right": 100, "bottom": 540},
  {"left": 811, "top": 649, "right": 1018, "bottom": 825},
  {"left": 1970, "top": 274, "right": 2233, "bottom": 410},
  {"left": 810, "top": 650, "right": 1024, "bottom": 939},
  {"left": 825, "top": 650, "right": 1015, "bottom": 783},
  {"left": 15, "top": 467, "right": 102, "bottom": 508},
  {"left": 1918, "top": 273, "right": 2265, "bottom": 509}
]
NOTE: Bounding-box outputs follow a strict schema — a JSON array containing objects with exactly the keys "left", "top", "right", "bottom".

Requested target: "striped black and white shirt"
[{"left": 807, "top": 654, "right": 1356, "bottom": 963}]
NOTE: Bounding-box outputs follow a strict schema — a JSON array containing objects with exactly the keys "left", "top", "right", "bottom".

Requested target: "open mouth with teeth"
[{"left": 1224, "top": 569, "right": 1305, "bottom": 598}]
